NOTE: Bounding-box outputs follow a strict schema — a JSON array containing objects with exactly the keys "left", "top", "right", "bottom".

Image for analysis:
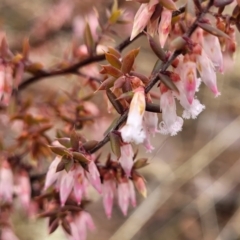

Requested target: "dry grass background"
[{"left": 1, "top": 0, "right": 240, "bottom": 240}]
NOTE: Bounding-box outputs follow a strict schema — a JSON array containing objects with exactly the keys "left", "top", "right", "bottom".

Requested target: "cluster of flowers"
[
  {"left": 0, "top": 159, "right": 32, "bottom": 240},
  {"left": 42, "top": 137, "right": 147, "bottom": 240}
]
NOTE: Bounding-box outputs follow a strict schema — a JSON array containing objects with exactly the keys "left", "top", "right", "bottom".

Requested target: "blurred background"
[{"left": 1, "top": 0, "right": 240, "bottom": 240}]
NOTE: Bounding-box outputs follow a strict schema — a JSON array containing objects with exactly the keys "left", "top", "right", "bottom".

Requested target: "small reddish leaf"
[
  {"left": 121, "top": 48, "right": 140, "bottom": 74},
  {"left": 105, "top": 52, "right": 122, "bottom": 69},
  {"left": 49, "top": 218, "right": 59, "bottom": 234},
  {"left": 100, "top": 65, "right": 122, "bottom": 78}
]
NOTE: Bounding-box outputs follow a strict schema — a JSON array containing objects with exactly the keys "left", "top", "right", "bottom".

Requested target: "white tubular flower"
[
  {"left": 174, "top": 79, "right": 205, "bottom": 119},
  {"left": 196, "top": 49, "right": 220, "bottom": 97},
  {"left": 120, "top": 87, "right": 146, "bottom": 144},
  {"left": 119, "top": 144, "right": 134, "bottom": 177},
  {"left": 159, "top": 90, "right": 183, "bottom": 136},
  {"left": 202, "top": 33, "right": 223, "bottom": 73}
]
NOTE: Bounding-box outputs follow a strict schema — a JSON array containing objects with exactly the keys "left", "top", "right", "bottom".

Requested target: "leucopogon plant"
[{"left": 0, "top": 0, "right": 239, "bottom": 239}]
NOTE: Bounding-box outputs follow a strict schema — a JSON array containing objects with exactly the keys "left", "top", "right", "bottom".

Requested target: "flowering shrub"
[{"left": 0, "top": 0, "right": 239, "bottom": 239}]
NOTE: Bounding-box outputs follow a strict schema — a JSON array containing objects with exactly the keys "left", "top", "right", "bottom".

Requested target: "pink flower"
[
  {"left": 86, "top": 160, "right": 102, "bottom": 194},
  {"left": 0, "top": 160, "right": 14, "bottom": 202},
  {"left": 202, "top": 33, "right": 223, "bottom": 73},
  {"left": 102, "top": 180, "right": 116, "bottom": 219},
  {"left": 174, "top": 78, "right": 205, "bottom": 119},
  {"left": 134, "top": 175, "right": 147, "bottom": 198},
  {"left": 142, "top": 111, "right": 159, "bottom": 152},
  {"left": 196, "top": 49, "right": 220, "bottom": 97},
  {"left": 67, "top": 211, "right": 95, "bottom": 240},
  {"left": 15, "top": 170, "right": 31, "bottom": 211},
  {"left": 73, "top": 166, "right": 88, "bottom": 205},
  {"left": 1, "top": 227, "right": 19, "bottom": 240},
  {"left": 119, "top": 144, "right": 134, "bottom": 177},
  {"left": 58, "top": 169, "right": 75, "bottom": 206},
  {"left": 158, "top": 8, "right": 172, "bottom": 47},
  {"left": 0, "top": 64, "right": 13, "bottom": 105},
  {"left": 120, "top": 87, "right": 146, "bottom": 144},
  {"left": 178, "top": 60, "right": 198, "bottom": 105},
  {"left": 45, "top": 156, "right": 101, "bottom": 206},
  {"left": 159, "top": 90, "right": 183, "bottom": 136},
  {"left": 130, "top": 1, "right": 158, "bottom": 40},
  {"left": 117, "top": 180, "right": 136, "bottom": 216},
  {"left": 44, "top": 156, "right": 61, "bottom": 190}
]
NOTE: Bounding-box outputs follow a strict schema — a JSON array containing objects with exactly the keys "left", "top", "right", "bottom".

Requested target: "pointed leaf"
[
  {"left": 130, "top": 71, "right": 149, "bottom": 84},
  {"left": 49, "top": 218, "right": 59, "bottom": 234},
  {"left": 72, "top": 152, "right": 90, "bottom": 164},
  {"left": 49, "top": 146, "right": 68, "bottom": 156},
  {"left": 133, "top": 158, "right": 149, "bottom": 169},
  {"left": 108, "top": 47, "right": 121, "bottom": 58},
  {"left": 104, "top": 117, "right": 119, "bottom": 136},
  {"left": 109, "top": 132, "right": 121, "bottom": 158},
  {"left": 62, "top": 219, "right": 71, "bottom": 235},
  {"left": 158, "top": 73, "right": 179, "bottom": 93},
  {"left": 95, "top": 76, "right": 116, "bottom": 91},
  {"left": 106, "top": 89, "right": 124, "bottom": 114},
  {"left": 65, "top": 158, "right": 74, "bottom": 172},
  {"left": 109, "top": 10, "right": 122, "bottom": 24},
  {"left": 105, "top": 52, "right": 122, "bottom": 69},
  {"left": 82, "top": 140, "right": 99, "bottom": 151},
  {"left": 56, "top": 138, "right": 71, "bottom": 148},
  {"left": 159, "top": 0, "right": 177, "bottom": 10},
  {"left": 147, "top": 34, "right": 167, "bottom": 61},
  {"left": 116, "top": 91, "right": 134, "bottom": 100},
  {"left": 197, "top": 22, "right": 230, "bottom": 39},
  {"left": 100, "top": 65, "right": 122, "bottom": 78},
  {"left": 56, "top": 159, "right": 65, "bottom": 172},
  {"left": 121, "top": 48, "right": 140, "bottom": 74}
]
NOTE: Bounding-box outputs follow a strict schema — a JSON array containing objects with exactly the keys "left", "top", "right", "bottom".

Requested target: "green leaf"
[
  {"left": 72, "top": 152, "right": 90, "bottom": 164},
  {"left": 159, "top": 73, "right": 179, "bottom": 93},
  {"left": 65, "top": 158, "right": 74, "bottom": 172},
  {"left": 82, "top": 140, "right": 99, "bottom": 151},
  {"left": 49, "top": 146, "right": 68, "bottom": 156},
  {"left": 159, "top": 0, "right": 177, "bottom": 11},
  {"left": 197, "top": 22, "right": 230, "bottom": 39},
  {"left": 133, "top": 158, "right": 149, "bottom": 169},
  {"left": 56, "top": 138, "right": 71, "bottom": 148},
  {"left": 147, "top": 34, "right": 167, "bottom": 61},
  {"left": 121, "top": 48, "right": 140, "bottom": 74},
  {"left": 116, "top": 91, "right": 134, "bottom": 100},
  {"left": 84, "top": 22, "right": 95, "bottom": 55},
  {"left": 109, "top": 132, "right": 121, "bottom": 158}
]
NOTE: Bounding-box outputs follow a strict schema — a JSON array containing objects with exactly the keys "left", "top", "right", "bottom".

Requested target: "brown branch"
[
  {"left": 89, "top": 0, "right": 214, "bottom": 154},
  {"left": 18, "top": 7, "right": 188, "bottom": 92},
  {"left": 18, "top": 34, "right": 143, "bottom": 91}
]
